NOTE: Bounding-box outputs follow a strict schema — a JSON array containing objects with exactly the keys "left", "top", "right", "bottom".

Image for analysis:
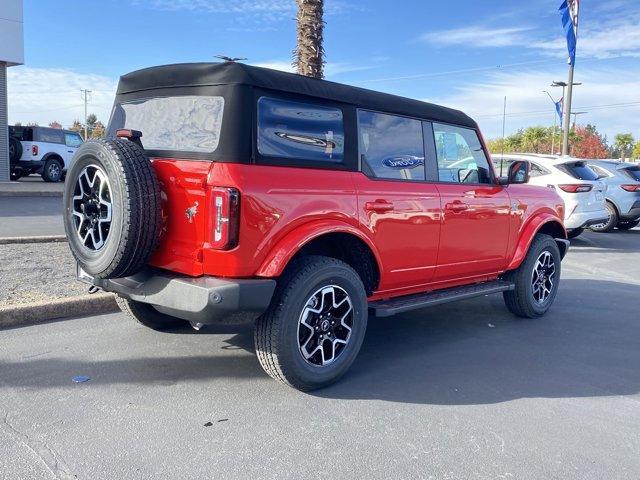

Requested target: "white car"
[
  {"left": 492, "top": 153, "right": 608, "bottom": 238},
  {"left": 8, "top": 125, "right": 84, "bottom": 182}
]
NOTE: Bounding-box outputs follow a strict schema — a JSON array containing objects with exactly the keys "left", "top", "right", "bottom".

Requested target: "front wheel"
[
  {"left": 255, "top": 256, "right": 368, "bottom": 391},
  {"left": 502, "top": 234, "right": 561, "bottom": 318}
]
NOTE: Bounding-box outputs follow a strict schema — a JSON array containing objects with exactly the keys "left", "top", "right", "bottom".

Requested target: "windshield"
[
  {"left": 107, "top": 95, "right": 224, "bottom": 153},
  {"left": 556, "top": 161, "right": 600, "bottom": 181}
]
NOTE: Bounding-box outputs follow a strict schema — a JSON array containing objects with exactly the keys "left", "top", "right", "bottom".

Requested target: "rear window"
[
  {"left": 622, "top": 166, "right": 640, "bottom": 181},
  {"left": 556, "top": 161, "right": 600, "bottom": 181},
  {"left": 109, "top": 95, "right": 224, "bottom": 153}
]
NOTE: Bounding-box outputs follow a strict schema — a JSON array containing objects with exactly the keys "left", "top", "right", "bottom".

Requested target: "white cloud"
[
  {"left": 421, "top": 26, "right": 532, "bottom": 48},
  {"left": 7, "top": 67, "right": 117, "bottom": 128},
  {"left": 430, "top": 66, "right": 640, "bottom": 142}
]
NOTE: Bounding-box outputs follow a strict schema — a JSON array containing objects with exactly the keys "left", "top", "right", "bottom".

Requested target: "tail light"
[
  {"left": 209, "top": 187, "right": 240, "bottom": 250},
  {"left": 31, "top": 145, "right": 38, "bottom": 156},
  {"left": 558, "top": 184, "right": 593, "bottom": 193},
  {"left": 620, "top": 184, "right": 640, "bottom": 192}
]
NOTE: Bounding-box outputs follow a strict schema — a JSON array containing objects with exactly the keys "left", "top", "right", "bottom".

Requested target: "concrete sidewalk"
[{"left": 0, "top": 178, "right": 64, "bottom": 197}]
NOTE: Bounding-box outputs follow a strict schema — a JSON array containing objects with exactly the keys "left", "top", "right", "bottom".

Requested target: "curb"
[
  {"left": 0, "top": 235, "right": 67, "bottom": 245},
  {"left": 0, "top": 190, "right": 63, "bottom": 198},
  {"left": 0, "top": 293, "right": 119, "bottom": 330}
]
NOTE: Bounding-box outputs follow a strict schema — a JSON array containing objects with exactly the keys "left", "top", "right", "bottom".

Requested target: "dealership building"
[{"left": 0, "top": 0, "right": 24, "bottom": 182}]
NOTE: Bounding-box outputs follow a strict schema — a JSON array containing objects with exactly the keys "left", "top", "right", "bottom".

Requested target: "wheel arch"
[
  {"left": 507, "top": 215, "right": 567, "bottom": 271},
  {"left": 256, "top": 221, "right": 382, "bottom": 296}
]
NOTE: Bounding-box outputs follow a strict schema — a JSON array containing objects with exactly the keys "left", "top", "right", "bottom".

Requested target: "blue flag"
[
  {"left": 559, "top": 0, "right": 578, "bottom": 65},
  {"left": 555, "top": 98, "right": 564, "bottom": 123}
]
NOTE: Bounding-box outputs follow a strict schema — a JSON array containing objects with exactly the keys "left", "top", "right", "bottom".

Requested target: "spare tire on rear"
[{"left": 63, "top": 138, "right": 162, "bottom": 279}]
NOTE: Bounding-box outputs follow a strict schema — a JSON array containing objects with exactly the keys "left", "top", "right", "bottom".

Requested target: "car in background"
[
  {"left": 8, "top": 125, "right": 84, "bottom": 182},
  {"left": 492, "top": 153, "right": 608, "bottom": 239},
  {"left": 585, "top": 160, "right": 640, "bottom": 231}
]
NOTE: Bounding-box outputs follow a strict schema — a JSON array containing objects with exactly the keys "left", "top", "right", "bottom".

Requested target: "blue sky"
[{"left": 7, "top": 0, "right": 640, "bottom": 141}]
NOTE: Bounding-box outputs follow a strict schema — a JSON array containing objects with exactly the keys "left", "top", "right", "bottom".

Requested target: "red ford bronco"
[{"left": 64, "top": 62, "right": 568, "bottom": 391}]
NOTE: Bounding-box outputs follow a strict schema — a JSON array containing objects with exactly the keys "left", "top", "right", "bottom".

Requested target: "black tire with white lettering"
[{"left": 63, "top": 139, "right": 162, "bottom": 279}]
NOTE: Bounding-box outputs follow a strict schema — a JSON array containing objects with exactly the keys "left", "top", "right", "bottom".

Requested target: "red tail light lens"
[
  {"left": 31, "top": 145, "right": 38, "bottom": 156},
  {"left": 558, "top": 184, "right": 593, "bottom": 193},
  {"left": 620, "top": 184, "right": 640, "bottom": 192},
  {"left": 209, "top": 187, "right": 240, "bottom": 250}
]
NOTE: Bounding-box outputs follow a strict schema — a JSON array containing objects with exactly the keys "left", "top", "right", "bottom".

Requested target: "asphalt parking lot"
[
  {"left": 1, "top": 229, "right": 639, "bottom": 479},
  {"left": 0, "top": 196, "right": 64, "bottom": 237}
]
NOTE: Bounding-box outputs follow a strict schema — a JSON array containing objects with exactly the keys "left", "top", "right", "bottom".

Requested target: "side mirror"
[{"left": 500, "top": 160, "right": 530, "bottom": 185}]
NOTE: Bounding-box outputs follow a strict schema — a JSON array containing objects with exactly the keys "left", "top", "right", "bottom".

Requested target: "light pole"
[
  {"left": 543, "top": 90, "right": 559, "bottom": 155},
  {"left": 571, "top": 111, "right": 587, "bottom": 129},
  {"left": 551, "top": 80, "right": 581, "bottom": 155},
  {"left": 558, "top": 0, "right": 579, "bottom": 156}
]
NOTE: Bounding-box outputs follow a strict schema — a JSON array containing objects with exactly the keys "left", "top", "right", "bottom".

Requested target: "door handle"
[
  {"left": 365, "top": 200, "right": 394, "bottom": 213},
  {"left": 445, "top": 202, "right": 468, "bottom": 212}
]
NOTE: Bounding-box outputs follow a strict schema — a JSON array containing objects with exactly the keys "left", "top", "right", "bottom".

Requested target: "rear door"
[
  {"left": 354, "top": 110, "right": 441, "bottom": 294},
  {"left": 431, "top": 123, "right": 511, "bottom": 282}
]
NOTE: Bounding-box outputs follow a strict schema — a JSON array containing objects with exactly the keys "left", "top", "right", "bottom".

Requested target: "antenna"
[{"left": 215, "top": 55, "right": 247, "bottom": 62}]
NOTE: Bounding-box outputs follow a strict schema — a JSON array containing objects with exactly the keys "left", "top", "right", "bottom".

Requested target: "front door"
[
  {"left": 431, "top": 123, "right": 511, "bottom": 283},
  {"left": 354, "top": 110, "right": 441, "bottom": 295}
]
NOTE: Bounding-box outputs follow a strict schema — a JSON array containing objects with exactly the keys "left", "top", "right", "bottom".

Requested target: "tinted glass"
[
  {"left": 530, "top": 162, "right": 550, "bottom": 177},
  {"left": 258, "top": 97, "right": 344, "bottom": 163},
  {"left": 65, "top": 133, "right": 83, "bottom": 148},
  {"left": 433, "top": 123, "right": 492, "bottom": 184},
  {"left": 623, "top": 166, "right": 640, "bottom": 181},
  {"left": 36, "top": 128, "right": 64, "bottom": 144},
  {"left": 357, "top": 110, "right": 425, "bottom": 180},
  {"left": 557, "top": 162, "right": 600, "bottom": 180},
  {"left": 111, "top": 96, "right": 224, "bottom": 153}
]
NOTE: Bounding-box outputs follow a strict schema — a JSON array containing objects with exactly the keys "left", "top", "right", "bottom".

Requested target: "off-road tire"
[
  {"left": 567, "top": 228, "right": 584, "bottom": 239},
  {"left": 617, "top": 220, "right": 639, "bottom": 230},
  {"left": 255, "top": 256, "right": 368, "bottom": 391},
  {"left": 589, "top": 201, "right": 618, "bottom": 233},
  {"left": 502, "top": 234, "right": 561, "bottom": 318},
  {"left": 63, "top": 138, "right": 162, "bottom": 279},
  {"left": 41, "top": 158, "right": 63, "bottom": 182},
  {"left": 116, "top": 296, "right": 187, "bottom": 331},
  {"left": 9, "top": 137, "right": 22, "bottom": 163}
]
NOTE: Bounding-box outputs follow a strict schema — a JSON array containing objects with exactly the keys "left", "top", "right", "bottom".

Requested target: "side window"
[
  {"left": 36, "top": 128, "right": 65, "bottom": 144},
  {"left": 357, "top": 110, "right": 425, "bottom": 181},
  {"left": 589, "top": 165, "right": 610, "bottom": 179},
  {"left": 65, "top": 133, "right": 83, "bottom": 148},
  {"left": 529, "top": 162, "right": 549, "bottom": 177},
  {"left": 433, "top": 123, "right": 492, "bottom": 184},
  {"left": 257, "top": 97, "right": 344, "bottom": 163}
]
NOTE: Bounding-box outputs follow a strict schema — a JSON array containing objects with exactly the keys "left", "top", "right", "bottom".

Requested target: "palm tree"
[
  {"left": 293, "top": 0, "right": 325, "bottom": 79},
  {"left": 614, "top": 133, "right": 635, "bottom": 159}
]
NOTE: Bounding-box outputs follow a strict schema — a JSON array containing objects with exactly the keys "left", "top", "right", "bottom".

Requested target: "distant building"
[{"left": 0, "top": 0, "right": 24, "bottom": 182}]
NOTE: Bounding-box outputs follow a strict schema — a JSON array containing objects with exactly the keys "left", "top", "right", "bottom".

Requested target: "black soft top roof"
[{"left": 117, "top": 62, "right": 477, "bottom": 129}]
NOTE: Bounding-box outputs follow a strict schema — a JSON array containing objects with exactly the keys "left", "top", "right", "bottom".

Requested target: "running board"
[{"left": 369, "top": 280, "right": 515, "bottom": 318}]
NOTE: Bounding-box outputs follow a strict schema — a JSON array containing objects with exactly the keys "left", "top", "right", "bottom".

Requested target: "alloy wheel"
[
  {"left": 71, "top": 165, "right": 113, "bottom": 250},
  {"left": 531, "top": 251, "right": 555, "bottom": 305},
  {"left": 297, "top": 285, "right": 354, "bottom": 367}
]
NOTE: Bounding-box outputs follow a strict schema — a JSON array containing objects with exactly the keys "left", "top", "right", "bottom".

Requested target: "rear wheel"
[
  {"left": 255, "top": 256, "right": 368, "bottom": 391},
  {"left": 41, "top": 158, "right": 63, "bottom": 182},
  {"left": 9, "top": 171, "right": 22, "bottom": 181},
  {"left": 116, "top": 296, "right": 187, "bottom": 331},
  {"left": 8, "top": 137, "right": 22, "bottom": 162},
  {"left": 589, "top": 202, "right": 618, "bottom": 233},
  {"left": 617, "top": 220, "right": 639, "bottom": 230},
  {"left": 502, "top": 234, "right": 561, "bottom": 318}
]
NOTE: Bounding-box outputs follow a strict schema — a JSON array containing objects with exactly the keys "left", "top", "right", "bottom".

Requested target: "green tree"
[
  {"left": 632, "top": 141, "right": 640, "bottom": 160},
  {"left": 614, "top": 133, "right": 635, "bottom": 159},
  {"left": 293, "top": 0, "right": 325, "bottom": 78},
  {"left": 522, "top": 126, "right": 548, "bottom": 153}
]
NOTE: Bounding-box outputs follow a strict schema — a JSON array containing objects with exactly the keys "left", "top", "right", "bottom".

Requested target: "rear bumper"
[
  {"left": 82, "top": 267, "right": 276, "bottom": 324},
  {"left": 620, "top": 200, "right": 640, "bottom": 221},
  {"left": 565, "top": 208, "right": 609, "bottom": 230},
  {"left": 11, "top": 160, "right": 44, "bottom": 173}
]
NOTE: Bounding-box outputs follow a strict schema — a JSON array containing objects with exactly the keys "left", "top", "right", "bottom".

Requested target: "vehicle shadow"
[
  {"left": 2, "top": 279, "right": 638, "bottom": 406},
  {"left": 313, "top": 278, "right": 640, "bottom": 405}
]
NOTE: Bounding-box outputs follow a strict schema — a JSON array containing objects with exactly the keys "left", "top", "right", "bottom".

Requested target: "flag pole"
[{"left": 561, "top": 0, "right": 579, "bottom": 156}]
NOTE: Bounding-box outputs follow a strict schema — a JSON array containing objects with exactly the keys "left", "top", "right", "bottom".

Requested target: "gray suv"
[{"left": 587, "top": 160, "right": 640, "bottom": 231}]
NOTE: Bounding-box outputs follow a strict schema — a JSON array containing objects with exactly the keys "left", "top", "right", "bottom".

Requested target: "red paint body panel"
[{"left": 145, "top": 159, "right": 565, "bottom": 300}]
